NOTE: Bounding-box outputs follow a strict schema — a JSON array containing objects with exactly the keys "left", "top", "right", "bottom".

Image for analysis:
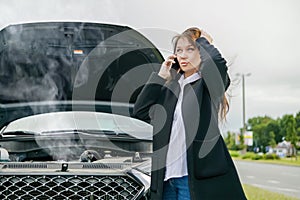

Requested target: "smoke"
[
  {"left": 0, "top": 24, "right": 70, "bottom": 105},
  {"left": 0, "top": 0, "right": 122, "bottom": 29},
  {"left": 0, "top": 22, "right": 224, "bottom": 166}
]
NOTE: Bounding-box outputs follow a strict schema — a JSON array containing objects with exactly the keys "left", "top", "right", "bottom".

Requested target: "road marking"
[
  {"left": 267, "top": 180, "right": 280, "bottom": 184},
  {"left": 246, "top": 175, "right": 255, "bottom": 179}
]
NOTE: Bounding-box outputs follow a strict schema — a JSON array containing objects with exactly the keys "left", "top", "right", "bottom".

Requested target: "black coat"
[{"left": 133, "top": 38, "right": 247, "bottom": 200}]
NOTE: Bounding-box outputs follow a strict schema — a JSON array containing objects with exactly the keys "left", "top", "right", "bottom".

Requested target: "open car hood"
[{"left": 0, "top": 22, "right": 163, "bottom": 129}]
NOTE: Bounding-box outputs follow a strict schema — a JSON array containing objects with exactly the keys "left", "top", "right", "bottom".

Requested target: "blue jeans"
[{"left": 162, "top": 176, "right": 191, "bottom": 200}]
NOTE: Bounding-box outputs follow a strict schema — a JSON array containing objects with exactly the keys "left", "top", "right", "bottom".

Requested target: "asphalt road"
[{"left": 234, "top": 160, "right": 300, "bottom": 199}]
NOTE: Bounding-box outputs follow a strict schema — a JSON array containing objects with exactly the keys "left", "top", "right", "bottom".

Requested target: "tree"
[
  {"left": 295, "top": 111, "right": 300, "bottom": 139},
  {"left": 224, "top": 131, "right": 236, "bottom": 150},
  {"left": 247, "top": 116, "right": 277, "bottom": 153},
  {"left": 279, "top": 114, "right": 299, "bottom": 158},
  {"left": 269, "top": 131, "right": 277, "bottom": 147},
  {"left": 280, "top": 115, "right": 297, "bottom": 141},
  {"left": 296, "top": 112, "right": 300, "bottom": 151},
  {"left": 267, "top": 119, "right": 281, "bottom": 144},
  {"left": 242, "top": 112, "right": 300, "bottom": 154}
]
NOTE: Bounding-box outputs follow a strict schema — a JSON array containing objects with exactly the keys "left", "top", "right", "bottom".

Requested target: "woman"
[{"left": 133, "top": 28, "right": 246, "bottom": 200}]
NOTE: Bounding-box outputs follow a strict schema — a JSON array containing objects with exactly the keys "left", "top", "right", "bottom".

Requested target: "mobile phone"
[{"left": 172, "top": 57, "right": 180, "bottom": 71}]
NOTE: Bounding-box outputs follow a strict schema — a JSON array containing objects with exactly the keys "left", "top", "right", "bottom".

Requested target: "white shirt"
[{"left": 164, "top": 72, "right": 201, "bottom": 181}]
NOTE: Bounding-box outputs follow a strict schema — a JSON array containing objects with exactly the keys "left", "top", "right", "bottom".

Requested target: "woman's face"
[{"left": 175, "top": 37, "right": 201, "bottom": 77}]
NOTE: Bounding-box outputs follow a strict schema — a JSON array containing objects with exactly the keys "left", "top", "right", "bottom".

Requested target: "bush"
[
  {"left": 264, "top": 153, "right": 280, "bottom": 160},
  {"left": 239, "top": 152, "right": 281, "bottom": 160},
  {"left": 242, "top": 152, "right": 256, "bottom": 159},
  {"left": 229, "top": 150, "right": 240, "bottom": 157},
  {"left": 251, "top": 154, "right": 263, "bottom": 160},
  {"left": 241, "top": 152, "right": 264, "bottom": 160}
]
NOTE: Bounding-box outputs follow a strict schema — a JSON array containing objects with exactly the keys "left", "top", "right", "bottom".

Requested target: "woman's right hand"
[{"left": 158, "top": 54, "right": 177, "bottom": 80}]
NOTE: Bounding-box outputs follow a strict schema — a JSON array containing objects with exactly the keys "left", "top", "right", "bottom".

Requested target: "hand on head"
[
  {"left": 183, "top": 27, "right": 213, "bottom": 44},
  {"left": 199, "top": 30, "right": 213, "bottom": 44}
]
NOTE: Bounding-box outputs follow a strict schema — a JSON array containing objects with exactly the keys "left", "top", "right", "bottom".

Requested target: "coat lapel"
[{"left": 182, "top": 79, "right": 204, "bottom": 146}]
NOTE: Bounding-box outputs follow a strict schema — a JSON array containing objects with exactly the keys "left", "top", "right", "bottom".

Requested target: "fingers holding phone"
[
  {"left": 158, "top": 54, "right": 177, "bottom": 80},
  {"left": 172, "top": 57, "right": 180, "bottom": 71},
  {"left": 163, "top": 54, "right": 177, "bottom": 68}
]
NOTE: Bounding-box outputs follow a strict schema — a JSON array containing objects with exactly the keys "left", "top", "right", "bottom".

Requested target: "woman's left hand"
[{"left": 200, "top": 30, "right": 213, "bottom": 44}]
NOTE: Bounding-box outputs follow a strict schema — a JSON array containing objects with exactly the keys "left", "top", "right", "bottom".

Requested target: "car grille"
[{"left": 0, "top": 174, "right": 143, "bottom": 200}]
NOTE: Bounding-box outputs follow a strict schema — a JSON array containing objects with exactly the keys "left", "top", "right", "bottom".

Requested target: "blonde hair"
[{"left": 182, "top": 27, "right": 230, "bottom": 121}]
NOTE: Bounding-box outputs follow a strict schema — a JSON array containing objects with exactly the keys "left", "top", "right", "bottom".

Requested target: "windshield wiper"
[
  {"left": 1, "top": 130, "right": 40, "bottom": 138},
  {"left": 79, "top": 130, "right": 134, "bottom": 137},
  {"left": 40, "top": 129, "right": 137, "bottom": 140}
]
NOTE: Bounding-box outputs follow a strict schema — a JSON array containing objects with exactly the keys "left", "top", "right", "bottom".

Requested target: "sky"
[{"left": 1, "top": 0, "right": 300, "bottom": 133}]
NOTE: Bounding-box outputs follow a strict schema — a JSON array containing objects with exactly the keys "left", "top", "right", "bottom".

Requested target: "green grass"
[
  {"left": 234, "top": 156, "right": 300, "bottom": 167},
  {"left": 243, "top": 184, "right": 299, "bottom": 200},
  {"left": 263, "top": 157, "right": 300, "bottom": 166},
  {"left": 229, "top": 150, "right": 300, "bottom": 167}
]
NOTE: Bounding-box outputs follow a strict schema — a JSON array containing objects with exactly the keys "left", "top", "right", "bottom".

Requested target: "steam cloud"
[{"left": 0, "top": 23, "right": 225, "bottom": 167}]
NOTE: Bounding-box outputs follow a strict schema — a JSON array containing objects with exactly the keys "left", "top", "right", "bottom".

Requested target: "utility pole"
[{"left": 236, "top": 73, "right": 251, "bottom": 147}]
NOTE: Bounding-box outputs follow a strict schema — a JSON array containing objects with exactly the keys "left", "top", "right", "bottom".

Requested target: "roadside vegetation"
[
  {"left": 225, "top": 112, "right": 300, "bottom": 161},
  {"left": 225, "top": 112, "right": 300, "bottom": 198},
  {"left": 229, "top": 150, "right": 300, "bottom": 167},
  {"left": 243, "top": 184, "right": 299, "bottom": 200}
]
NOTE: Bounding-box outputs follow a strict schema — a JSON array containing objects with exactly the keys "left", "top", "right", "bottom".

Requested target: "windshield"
[
  {"left": 2, "top": 111, "right": 152, "bottom": 139},
  {"left": 0, "top": 111, "right": 153, "bottom": 163}
]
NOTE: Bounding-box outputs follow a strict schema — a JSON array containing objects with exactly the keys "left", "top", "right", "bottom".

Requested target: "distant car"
[{"left": 0, "top": 22, "right": 164, "bottom": 199}]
